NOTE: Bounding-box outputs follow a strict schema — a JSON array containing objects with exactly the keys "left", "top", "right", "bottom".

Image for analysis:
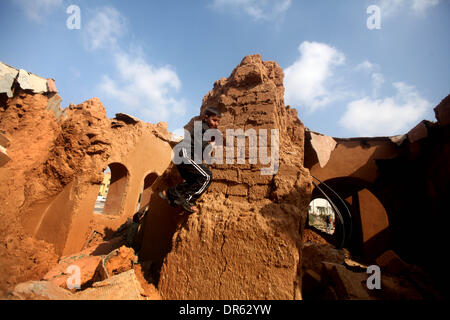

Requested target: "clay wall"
[
  {"left": 140, "top": 55, "right": 313, "bottom": 300},
  {"left": 0, "top": 63, "right": 173, "bottom": 294},
  {"left": 304, "top": 94, "right": 450, "bottom": 276}
]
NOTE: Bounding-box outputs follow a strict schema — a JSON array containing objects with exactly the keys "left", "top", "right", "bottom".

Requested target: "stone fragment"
[
  {"left": 344, "top": 258, "right": 368, "bottom": 272},
  {"left": 0, "top": 132, "right": 10, "bottom": 148},
  {"left": 375, "top": 250, "right": 410, "bottom": 275},
  {"left": 170, "top": 133, "right": 183, "bottom": 143},
  {"left": 389, "top": 134, "right": 407, "bottom": 146},
  {"left": 17, "top": 69, "right": 48, "bottom": 93},
  {"left": 46, "top": 94, "right": 63, "bottom": 119},
  {"left": 43, "top": 255, "right": 106, "bottom": 290},
  {"left": 0, "top": 62, "right": 19, "bottom": 97},
  {"left": 9, "top": 281, "right": 73, "bottom": 300},
  {"left": 321, "top": 262, "right": 371, "bottom": 300},
  {"left": 115, "top": 113, "right": 141, "bottom": 124},
  {"left": 74, "top": 270, "right": 145, "bottom": 300},
  {"left": 0, "top": 144, "right": 10, "bottom": 167},
  {"left": 0, "top": 133, "right": 9, "bottom": 168},
  {"left": 309, "top": 131, "right": 337, "bottom": 168},
  {"left": 103, "top": 246, "right": 136, "bottom": 277},
  {"left": 46, "top": 78, "right": 58, "bottom": 93}
]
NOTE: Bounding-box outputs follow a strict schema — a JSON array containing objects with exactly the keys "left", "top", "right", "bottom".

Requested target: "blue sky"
[{"left": 0, "top": 0, "right": 449, "bottom": 138}]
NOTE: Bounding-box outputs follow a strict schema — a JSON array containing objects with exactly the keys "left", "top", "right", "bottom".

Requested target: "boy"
[{"left": 160, "top": 107, "right": 221, "bottom": 213}]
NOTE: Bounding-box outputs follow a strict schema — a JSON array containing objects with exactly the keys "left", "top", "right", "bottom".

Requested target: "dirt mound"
[
  {"left": 303, "top": 228, "right": 332, "bottom": 245},
  {"left": 8, "top": 234, "right": 163, "bottom": 300}
]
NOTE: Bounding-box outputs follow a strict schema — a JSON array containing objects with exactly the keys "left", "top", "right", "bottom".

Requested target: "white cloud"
[
  {"left": 412, "top": 0, "right": 441, "bottom": 13},
  {"left": 83, "top": 6, "right": 187, "bottom": 124},
  {"left": 371, "top": 72, "right": 385, "bottom": 96},
  {"left": 210, "top": 0, "right": 291, "bottom": 21},
  {"left": 285, "top": 44, "right": 431, "bottom": 137},
  {"left": 380, "top": 0, "right": 440, "bottom": 17},
  {"left": 83, "top": 7, "right": 127, "bottom": 51},
  {"left": 14, "top": 0, "right": 63, "bottom": 22},
  {"left": 339, "top": 82, "right": 430, "bottom": 136},
  {"left": 379, "top": 0, "right": 405, "bottom": 17},
  {"left": 355, "top": 60, "right": 385, "bottom": 97},
  {"left": 99, "top": 51, "right": 187, "bottom": 123},
  {"left": 284, "top": 41, "right": 346, "bottom": 111},
  {"left": 355, "top": 60, "right": 375, "bottom": 72}
]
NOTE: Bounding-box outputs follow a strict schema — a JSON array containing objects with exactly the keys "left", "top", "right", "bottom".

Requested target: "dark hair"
[{"left": 204, "top": 107, "right": 222, "bottom": 118}]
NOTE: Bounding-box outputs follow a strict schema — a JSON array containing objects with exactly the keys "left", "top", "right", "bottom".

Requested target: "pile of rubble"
[
  {"left": 302, "top": 229, "right": 443, "bottom": 300},
  {"left": 8, "top": 222, "right": 160, "bottom": 300}
]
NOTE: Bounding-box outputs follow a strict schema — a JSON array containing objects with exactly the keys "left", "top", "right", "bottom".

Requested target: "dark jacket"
[{"left": 178, "top": 120, "right": 213, "bottom": 162}]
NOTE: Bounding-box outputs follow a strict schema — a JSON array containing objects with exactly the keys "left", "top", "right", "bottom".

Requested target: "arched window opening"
[
  {"left": 94, "top": 167, "right": 111, "bottom": 215},
  {"left": 136, "top": 172, "right": 159, "bottom": 212},
  {"left": 308, "top": 198, "right": 336, "bottom": 235},
  {"left": 95, "top": 163, "right": 129, "bottom": 216},
  {"left": 309, "top": 176, "right": 391, "bottom": 259}
]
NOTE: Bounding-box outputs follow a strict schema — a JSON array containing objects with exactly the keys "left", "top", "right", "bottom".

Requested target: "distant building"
[
  {"left": 98, "top": 172, "right": 111, "bottom": 197},
  {"left": 309, "top": 198, "right": 333, "bottom": 216}
]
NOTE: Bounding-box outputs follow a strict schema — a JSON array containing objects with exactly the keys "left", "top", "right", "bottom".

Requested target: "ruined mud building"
[{"left": 0, "top": 56, "right": 449, "bottom": 299}]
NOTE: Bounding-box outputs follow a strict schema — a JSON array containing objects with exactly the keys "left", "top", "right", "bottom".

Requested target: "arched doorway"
[
  {"left": 308, "top": 198, "right": 336, "bottom": 235},
  {"left": 94, "top": 167, "right": 111, "bottom": 214},
  {"left": 136, "top": 172, "right": 159, "bottom": 212},
  {"left": 101, "top": 162, "right": 129, "bottom": 216},
  {"left": 311, "top": 176, "right": 391, "bottom": 260}
]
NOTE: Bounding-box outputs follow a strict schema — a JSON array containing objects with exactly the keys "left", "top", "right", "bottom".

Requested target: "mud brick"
[{"left": 227, "top": 184, "right": 248, "bottom": 197}]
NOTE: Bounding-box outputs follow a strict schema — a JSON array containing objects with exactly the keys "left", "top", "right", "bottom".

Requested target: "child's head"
[{"left": 203, "top": 107, "right": 221, "bottom": 129}]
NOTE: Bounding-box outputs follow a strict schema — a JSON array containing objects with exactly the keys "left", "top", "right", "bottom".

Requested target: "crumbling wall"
[
  {"left": 0, "top": 62, "right": 173, "bottom": 297},
  {"left": 306, "top": 133, "right": 401, "bottom": 184},
  {"left": 373, "top": 95, "right": 450, "bottom": 291},
  {"left": 87, "top": 115, "right": 174, "bottom": 240},
  {"left": 304, "top": 132, "right": 405, "bottom": 259},
  {"left": 148, "top": 55, "right": 312, "bottom": 300},
  {"left": 0, "top": 68, "right": 65, "bottom": 297},
  {"left": 18, "top": 98, "right": 113, "bottom": 256},
  {"left": 304, "top": 93, "right": 450, "bottom": 295}
]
